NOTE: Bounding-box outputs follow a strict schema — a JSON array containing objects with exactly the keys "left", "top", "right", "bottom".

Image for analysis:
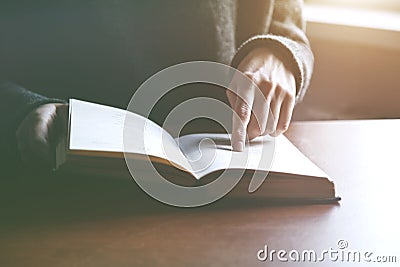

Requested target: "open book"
[{"left": 56, "top": 99, "right": 339, "bottom": 203}]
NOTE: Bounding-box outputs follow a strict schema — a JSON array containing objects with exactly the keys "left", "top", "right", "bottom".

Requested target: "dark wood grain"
[{"left": 1, "top": 120, "right": 399, "bottom": 267}]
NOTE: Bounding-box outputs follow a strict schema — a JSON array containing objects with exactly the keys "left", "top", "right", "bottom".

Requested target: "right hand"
[
  {"left": 227, "top": 48, "right": 296, "bottom": 151},
  {"left": 16, "top": 103, "right": 68, "bottom": 169}
]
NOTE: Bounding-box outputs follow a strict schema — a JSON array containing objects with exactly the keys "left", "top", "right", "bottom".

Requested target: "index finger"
[{"left": 231, "top": 85, "right": 254, "bottom": 152}]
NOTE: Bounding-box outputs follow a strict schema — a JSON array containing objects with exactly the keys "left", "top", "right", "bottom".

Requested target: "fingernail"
[{"left": 234, "top": 141, "right": 244, "bottom": 152}]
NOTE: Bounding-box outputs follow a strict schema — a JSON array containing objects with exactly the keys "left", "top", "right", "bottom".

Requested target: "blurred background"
[{"left": 294, "top": 0, "right": 400, "bottom": 120}]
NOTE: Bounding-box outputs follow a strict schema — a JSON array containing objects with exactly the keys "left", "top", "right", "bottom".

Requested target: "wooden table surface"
[{"left": 1, "top": 119, "right": 399, "bottom": 267}]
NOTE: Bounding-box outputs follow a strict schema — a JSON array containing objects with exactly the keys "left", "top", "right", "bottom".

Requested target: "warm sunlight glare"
[{"left": 305, "top": 4, "right": 400, "bottom": 32}]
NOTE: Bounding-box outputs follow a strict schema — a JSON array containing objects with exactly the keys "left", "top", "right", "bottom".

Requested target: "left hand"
[
  {"left": 227, "top": 47, "right": 296, "bottom": 151},
  {"left": 16, "top": 103, "right": 68, "bottom": 169}
]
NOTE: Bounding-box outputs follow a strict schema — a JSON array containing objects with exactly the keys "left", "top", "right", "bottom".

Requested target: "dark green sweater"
[{"left": 0, "top": 0, "right": 313, "bottom": 169}]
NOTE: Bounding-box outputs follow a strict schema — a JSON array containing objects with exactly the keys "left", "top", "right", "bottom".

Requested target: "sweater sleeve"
[
  {"left": 231, "top": 0, "right": 314, "bottom": 103},
  {"left": 0, "top": 82, "right": 66, "bottom": 169}
]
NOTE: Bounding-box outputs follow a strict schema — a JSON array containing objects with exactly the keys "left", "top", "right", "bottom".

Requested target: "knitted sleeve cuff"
[{"left": 0, "top": 82, "right": 66, "bottom": 132}]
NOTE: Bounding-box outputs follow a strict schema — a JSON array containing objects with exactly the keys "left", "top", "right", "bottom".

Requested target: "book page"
[
  {"left": 68, "top": 99, "right": 328, "bottom": 181},
  {"left": 68, "top": 99, "right": 192, "bottom": 171},
  {"left": 176, "top": 133, "right": 328, "bottom": 180},
  {"left": 271, "top": 135, "right": 329, "bottom": 178},
  {"left": 176, "top": 133, "right": 275, "bottom": 179}
]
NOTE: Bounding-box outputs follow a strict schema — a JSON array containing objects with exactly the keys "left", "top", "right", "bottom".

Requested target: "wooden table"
[{"left": 1, "top": 120, "right": 399, "bottom": 266}]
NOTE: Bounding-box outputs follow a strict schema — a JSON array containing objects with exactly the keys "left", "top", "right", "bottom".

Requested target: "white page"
[
  {"left": 176, "top": 133, "right": 328, "bottom": 179},
  {"left": 176, "top": 134, "right": 275, "bottom": 179},
  {"left": 271, "top": 135, "right": 328, "bottom": 178},
  {"left": 68, "top": 99, "right": 328, "bottom": 180},
  {"left": 68, "top": 99, "right": 192, "bottom": 171}
]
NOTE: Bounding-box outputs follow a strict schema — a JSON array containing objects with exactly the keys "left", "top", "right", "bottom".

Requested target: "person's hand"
[
  {"left": 227, "top": 47, "right": 296, "bottom": 151},
  {"left": 16, "top": 103, "right": 68, "bottom": 169}
]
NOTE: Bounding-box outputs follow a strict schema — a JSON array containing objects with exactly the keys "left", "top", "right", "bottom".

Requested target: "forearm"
[{"left": 232, "top": 0, "right": 314, "bottom": 102}]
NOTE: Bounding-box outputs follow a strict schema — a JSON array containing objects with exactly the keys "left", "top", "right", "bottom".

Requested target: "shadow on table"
[{"left": 0, "top": 169, "right": 339, "bottom": 228}]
